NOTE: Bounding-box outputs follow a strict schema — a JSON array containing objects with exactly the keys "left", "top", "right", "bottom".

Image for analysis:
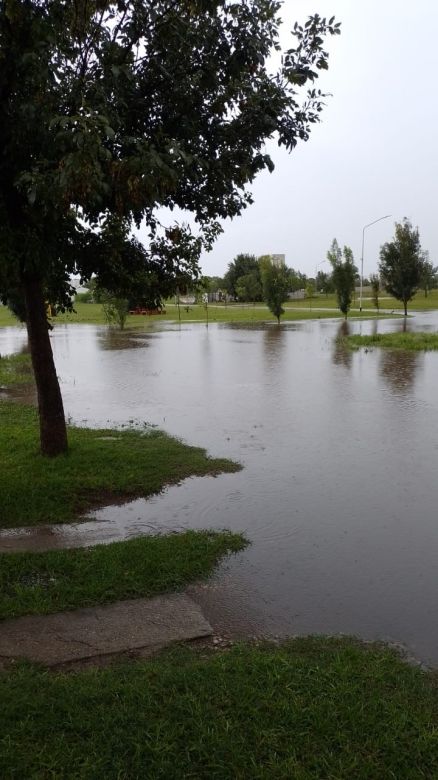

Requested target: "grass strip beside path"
[
  {"left": 0, "top": 402, "right": 240, "bottom": 528},
  {"left": 0, "top": 531, "right": 245, "bottom": 620},
  {"left": 1, "top": 638, "right": 438, "bottom": 778},
  {"left": 345, "top": 332, "right": 438, "bottom": 351}
]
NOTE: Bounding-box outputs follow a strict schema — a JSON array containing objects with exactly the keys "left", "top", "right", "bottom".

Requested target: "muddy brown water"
[{"left": 2, "top": 314, "right": 438, "bottom": 664}]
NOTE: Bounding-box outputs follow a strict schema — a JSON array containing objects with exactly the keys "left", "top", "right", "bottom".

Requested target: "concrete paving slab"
[{"left": 0, "top": 594, "right": 213, "bottom": 666}]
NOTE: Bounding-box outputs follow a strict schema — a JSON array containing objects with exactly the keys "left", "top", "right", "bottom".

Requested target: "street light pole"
[{"left": 359, "top": 214, "right": 391, "bottom": 312}]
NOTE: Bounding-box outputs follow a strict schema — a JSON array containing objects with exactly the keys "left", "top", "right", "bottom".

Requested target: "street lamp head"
[{"left": 364, "top": 214, "right": 392, "bottom": 232}]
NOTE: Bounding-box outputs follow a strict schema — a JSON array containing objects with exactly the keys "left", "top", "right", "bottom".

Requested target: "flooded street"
[{"left": 2, "top": 314, "right": 438, "bottom": 663}]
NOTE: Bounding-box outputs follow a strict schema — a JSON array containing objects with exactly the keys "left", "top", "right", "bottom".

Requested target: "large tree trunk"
[{"left": 23, "top": 277, "right": 68, "bottom": 456}]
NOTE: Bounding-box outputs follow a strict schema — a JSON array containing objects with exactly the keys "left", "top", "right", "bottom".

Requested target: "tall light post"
[{"left": 359, "top": 214, "right": 391, "bottom": 311}]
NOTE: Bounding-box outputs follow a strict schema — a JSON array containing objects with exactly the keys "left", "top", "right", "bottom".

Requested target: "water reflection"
[
  {"left": 263, "top": 325, "right": 286, "bottom": 367},
  {"left": 97, "top": 330, "right": 153, "bottom": 351},
  {"left": 379, "top": 350, "right": 422, "bottom": 395},
  {"left": 332, "top": 320, "right": 352, "bottom": 368}
]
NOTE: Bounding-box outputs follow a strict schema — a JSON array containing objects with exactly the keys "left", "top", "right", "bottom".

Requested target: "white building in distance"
[{"left": 271, "top": 254, "right": 285, "bottom": 267}]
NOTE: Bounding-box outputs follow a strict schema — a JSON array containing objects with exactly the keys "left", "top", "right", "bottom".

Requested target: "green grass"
[
  {"left": 1, "top": 638, "right": 438, "bottom": 778},
  {"left": 345, "top": 332, "right": 438, "bottom": 351},
  {"left": 0, "top": 402, "right": 240, "bottom": 528},
  {"left": 50, "top": 301, "right": 350, "bottom": 325},
  {"left": 285, "top": 289, "right": 438, "bottom": 314},
  {"left": 0, "top": 300, "right": 397, "bottom": 329},
  {"left": 2, "top": 292, "right": 438, "bottom": 330},
  {"left": 0, "top": 531, "right": 245, "bottom": 619},
  {"left": 0, "top": 352, "right": 32, "bottom": 385},
  {"left": 0, "top": 306, "right": 19, "bottom": 327}
]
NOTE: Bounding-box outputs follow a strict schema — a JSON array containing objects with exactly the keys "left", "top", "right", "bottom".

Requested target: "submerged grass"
[
  {"left": 1, "top": 638, "right": 438, "bottom": 778},
  {"left": 0, "top": 531, "right": 246, "bottom": 619},
  {"left": 0, "top": 402, "right": 240, "bottom": 528},
  {"left": 345, "top": 332, "right": 438, "bottom": 351},
  {"left": 0, "top": 352, "right": 32, "bottom": 385}
]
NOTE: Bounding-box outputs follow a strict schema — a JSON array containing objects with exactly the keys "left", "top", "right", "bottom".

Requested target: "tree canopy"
[
  {"left": 419, "top": 252, "right": 437, "bottom": 298},
  {"left": 261, "top": 257, "right": 290, "bottom": 323},
  {"left": 379, "top": 220, "right": 424, "bottom": 315},
  {"left": 0, "top": 1, "right": 340, "bottom": 454},
  {"left": 224, "top": 254, "right": 260, "bottom": 298},
  {"left": 327, "top": 239, "right": 356, "bottom": 317},
  {"left": 369, "top": 273, "right": 380, "bottom": 311}
]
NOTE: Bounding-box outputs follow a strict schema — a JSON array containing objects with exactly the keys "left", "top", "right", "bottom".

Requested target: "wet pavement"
[{"left": 0, "top": 594, "right": 213, "bottom": 667}]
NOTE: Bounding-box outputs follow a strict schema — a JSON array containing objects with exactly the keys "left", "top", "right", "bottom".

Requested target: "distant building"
[{"left": 271, "top": 254, "right": 286, "bottom": 267}]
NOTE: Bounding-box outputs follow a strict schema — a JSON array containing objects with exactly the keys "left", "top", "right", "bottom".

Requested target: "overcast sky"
[{"left": 191, "top": 0, "right": 438, "bottom": 279}]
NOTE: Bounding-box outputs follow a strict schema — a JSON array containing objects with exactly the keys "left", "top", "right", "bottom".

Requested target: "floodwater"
[{"left": 2, "top": 314, "right": 438, "bottom": 664}]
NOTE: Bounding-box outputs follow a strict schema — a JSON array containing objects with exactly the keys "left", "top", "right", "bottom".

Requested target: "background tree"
[
  {"left": 101, "top": 294, "right": 129, "bottom": 330},
  {"left": 379, "top": 219, "right": 424, "bottom": 315},
  {"left": 201, "top": 276, "right": 226, "bottom": 299},
  {"left": 316, "top": 270, "right": 334, "bottom": 295},
  {"left": 369, "top": 273, "right": 380, "bottom": 311},
  {"left": 0, "top": 2, "right": 339, "bottom": 455},
  {"left": 235, "top": 271, "right": 263, "bottom": 303},
  {"left": 326, "top": 238, "right": 342, "bottom": 267},
  {"left": 419, "top": 252, "right": 437, "bottom": 297},
  {"left": 284, "top": 267, "right": 306, "bottom": 293},
  {"left": 261, "top": 258, "right": 290, "bottom": 324},
  {"left": 328, "top": 240, "right": 356, "bottom": 318},
  {"left": 224, "top": 255, "right": 260, "bottom": 299},
  {"left": 305, "top": 280, "right": 315, "bottom": 307}
]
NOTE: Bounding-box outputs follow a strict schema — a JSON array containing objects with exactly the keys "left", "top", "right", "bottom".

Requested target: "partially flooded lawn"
[{"left": 2, "top": 314, "right": 438, "bottom": 663}]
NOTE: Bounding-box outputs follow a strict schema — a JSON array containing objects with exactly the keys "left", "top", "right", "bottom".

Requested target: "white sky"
[{"left": 194, "top": 0, "right": 438, "bottom": 279}]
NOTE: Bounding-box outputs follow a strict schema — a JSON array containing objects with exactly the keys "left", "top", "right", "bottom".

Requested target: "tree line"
[{"left": 208, "top": 219, "right": 436, "bottom": 318}]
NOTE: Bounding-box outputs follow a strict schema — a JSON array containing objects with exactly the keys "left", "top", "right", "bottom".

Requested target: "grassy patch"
[
  {"left": 286, "top": 289, "right": 438, "bottom": 313},
  {"left": 0, "top": 531, "right": 245, "bottom": 619},
  {"left": 0, "top": 305, "right": 19, "bottom": 327},
  {"left": 0, "top": 352, "right": 32, "bottom": 385},
  {"left": 0, "top": 402, "right": 240, "bottom": 528},
  {"left": 50, "top": 301, "right": 344, "bottom": 325},
  {"left": 345, "top": 332, "right": 438, "bottom": 351},
  {"left": 1, "top": 638, "right": 438, "bottom": 778},
  {"left": 2, "top": 294, "right": 437, "bottom": 331},
  {"left": 4, "top": 300, "right": 394, "bottom": 327}
]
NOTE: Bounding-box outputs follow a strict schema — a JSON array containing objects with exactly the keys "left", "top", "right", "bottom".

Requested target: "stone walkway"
[{"left": 0, "top": 594, "right": 213, "bottom": 667}]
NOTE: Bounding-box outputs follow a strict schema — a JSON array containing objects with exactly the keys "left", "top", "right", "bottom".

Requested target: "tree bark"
[{"left": 23, "top": 277, "right": 68, "bottom": 456}]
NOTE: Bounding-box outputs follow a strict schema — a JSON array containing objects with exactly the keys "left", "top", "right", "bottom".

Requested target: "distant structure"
[{"left": 271, "top": 254, "right": 286, "bottom": 267}]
